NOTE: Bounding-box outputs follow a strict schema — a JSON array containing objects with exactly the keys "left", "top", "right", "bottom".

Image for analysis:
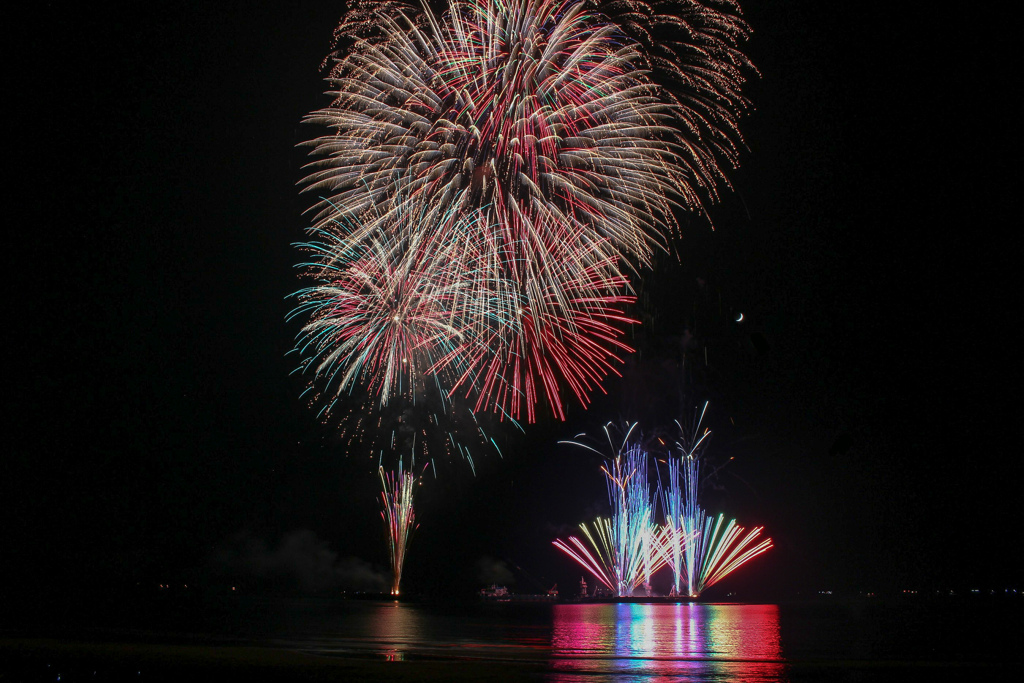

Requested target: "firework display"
[
  {"left": 673, "top": 511, "right": 772, "bottom": 597},
  {"left": 289, "top": 0, "right": 764, "bottom": 597},
  {"left": 553, "top": 445, "right": 665, "bottom": 596},
  {"left": 554, "top": 412, "right": 771, "bottom": 597},
  {"left": 654, "top": 452, "right": 772, "bottom": 597},
  {"left": 380, "top": 462, "right": 419, "bottom": 595},
  {"left": 292, "top": 0, "right": 754, "bottom": 426},
  {"left": 656, "top": 404, "right": 712, "bottom": 595}
]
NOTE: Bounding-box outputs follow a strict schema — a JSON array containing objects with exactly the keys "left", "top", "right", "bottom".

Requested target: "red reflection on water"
[{"left": 551, "top": 603, "right": 783, "bottom": 681}]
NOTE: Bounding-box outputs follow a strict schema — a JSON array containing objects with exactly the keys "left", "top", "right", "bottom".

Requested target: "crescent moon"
[{"left": 735, "top": 313, "right": 744, "bottom": 322}]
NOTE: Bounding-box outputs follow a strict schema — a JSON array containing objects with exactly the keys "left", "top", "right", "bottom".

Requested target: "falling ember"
[{"left": 379, "top": 462, "right": 419, "bottom": 595}]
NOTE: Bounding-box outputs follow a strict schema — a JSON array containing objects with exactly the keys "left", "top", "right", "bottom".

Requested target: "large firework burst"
[
  {"left": 293, "top": 0, "right": 755, "bottom": 430},
  {"left": 298, "top": 0, "right": 698, "bottom": 421},
  {"left": 304, "top": 0, "right": 688, "bottom": 248}
]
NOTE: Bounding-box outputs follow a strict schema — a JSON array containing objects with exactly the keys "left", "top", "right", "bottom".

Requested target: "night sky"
[{"left": 9, "top": 2, "right": 1019, "bottom": 604}]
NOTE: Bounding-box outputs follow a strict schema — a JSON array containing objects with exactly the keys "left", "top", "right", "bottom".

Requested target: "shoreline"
[
  {"left": 1, "top": 638, "right": 548, "bottom": 682},
  {"left": 3, "top": 636, "right": 1019, "bottom": 682}
]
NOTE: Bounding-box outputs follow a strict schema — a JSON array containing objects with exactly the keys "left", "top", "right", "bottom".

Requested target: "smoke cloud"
[
  {"left": 212, "top": 529, "right": 387, "bottom": 592},
  {"left": 475, "top": 555, "right": 516, "bottom": 586}
]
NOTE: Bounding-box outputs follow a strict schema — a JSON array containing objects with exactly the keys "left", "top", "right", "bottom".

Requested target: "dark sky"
[{"left": 9, "top": 1, "right": 1020, "bottom": 601}]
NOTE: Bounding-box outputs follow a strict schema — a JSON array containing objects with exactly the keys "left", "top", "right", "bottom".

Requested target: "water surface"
[
  {"left": 251, "top": 598, "right": 1018, "bottom": 680},
  {"left": 11, "top": 595, "right": 1019, "bottom": 681}
]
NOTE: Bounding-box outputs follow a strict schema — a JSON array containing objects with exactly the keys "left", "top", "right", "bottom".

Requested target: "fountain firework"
[
  {"left": 655, "top": 404, "right": 711, "bottom": 595},
  {"left": 654, "top": 407, "right": 772, "bottom": 596},
  {"left": 553, "top": 441, "right": 665, "bottom": 596},
  {"left": 379, "top": 462, "right": 419, "bottom": 595},
  {"left": 554, "top": 411, "right": 772, "bottom": 597}
]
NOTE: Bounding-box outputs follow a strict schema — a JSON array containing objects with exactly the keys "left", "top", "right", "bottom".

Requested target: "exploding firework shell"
[
  {"left": 298, "top": 0, "right": 700, "bottom": 420},
  {"left": 289, "top": 207, "right": 475, "bottom": 410},
  {"left": 294, "top": 0, "right": 755, "bottom": 423}
]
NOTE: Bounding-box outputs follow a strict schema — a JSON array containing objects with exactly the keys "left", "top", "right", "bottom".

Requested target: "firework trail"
[
  {"left": 653, "top": 404, "right": 771, "bottom": 596},
  {"left": 297, "top": 0, "right": 748, "bottom": 422},
  {"left": 379, "top": 462, "right": 420, "bottom": 595},
  {"left": 605, "top": 445, "right": 658, "bottom": 593},
  {"left": 656, "top": 457, "right": 695, "bottom": 595},
  {"left": 674, "top": 512, "right": 772, "bottom": 596},
  {"left": 655, "top": 402, "right": 710, "bottom": 594},
  {"left": 553, "top": 441, "right": 664, "bottom": 595}
]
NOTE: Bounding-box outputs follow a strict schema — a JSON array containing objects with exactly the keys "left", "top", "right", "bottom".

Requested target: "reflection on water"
[
  {"left": 366, "top": 600, "right": 425, "bottom": 661},
  {"left": 280, "top": 600, "right": 783, "bottom": 678},
  {"left": 551, "top": 603, "right": 783, "bottom": 681},
  {"left": 278, "top": 599, "right": 552, "bottom": 662},
  {"left": 279, "top": 599, "right": 461, "bottom": 662},
  {"left": 44, "top": 592, "right": 1017, "bottom": 681}
]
